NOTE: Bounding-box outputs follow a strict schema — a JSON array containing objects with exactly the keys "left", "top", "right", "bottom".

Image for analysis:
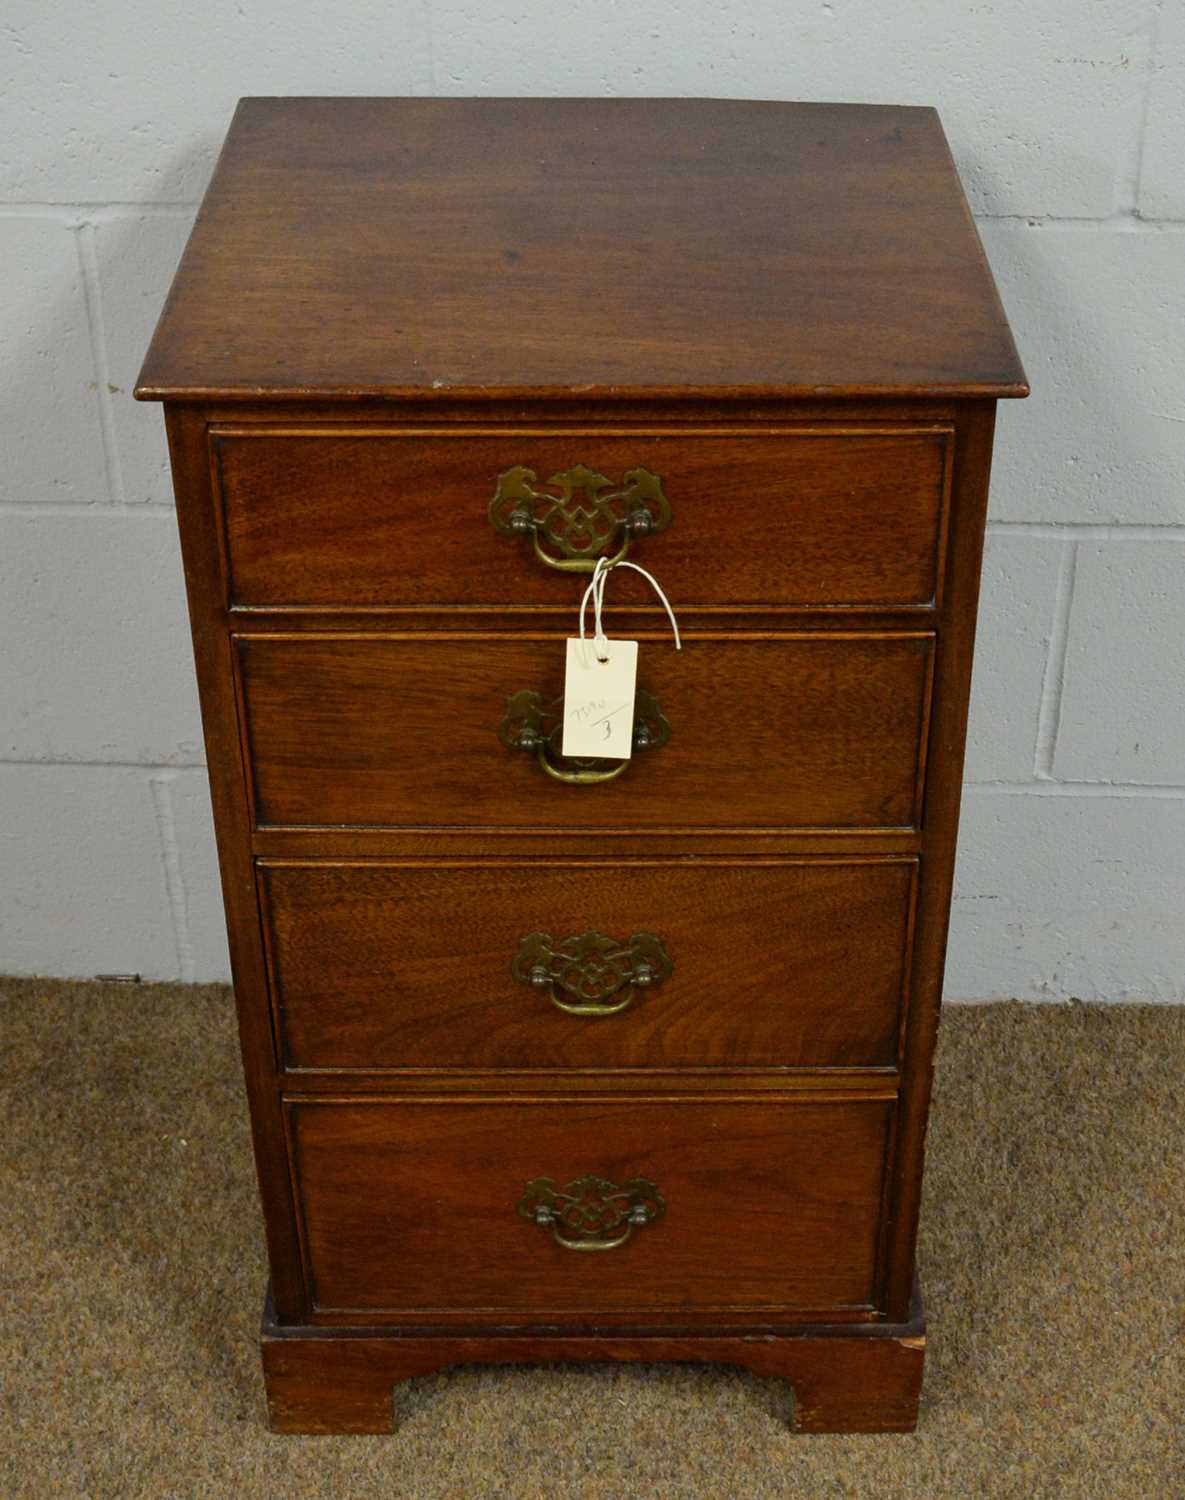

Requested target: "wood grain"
[
  {"left": 161, "top": 405, "right": 306, "bottom": 1311},
  {"left": 284, "top": 1095, "right": 894, "bottom": 1319},
  {"left": 880, "top": 399, "right": 1000, "bottom": 1321},
  {"left": 214, "top": 426, "right": 951, "bottom": 610},
  {"left": 140, "top": 96, "right": 1025, "bottom": 1431},
  {"left": 135, "top": 98, "right": 1027, "bottom": 403},
  {"left": 235, "top": 632, "right": 935, "bottom": 832},
  {"left": 260, "top": 857, "right": 916, "bottom": 1072},
  {"left": 262, "top": 1283, "right": 926, "bottom": 1433}
]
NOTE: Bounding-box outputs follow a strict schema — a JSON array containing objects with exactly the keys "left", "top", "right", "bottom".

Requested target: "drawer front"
[
  {"left": 213, "top": 426, "right": 951, "bottom": 610},
  {"left": 236, "top": 633, "right": 933, "bottom": 831},
  {"left": 262, "top": 858, "right": 915, "bottom": 1072},
  {"left": 286, "top": 1096, "right": 892, "bottom": 1318}
]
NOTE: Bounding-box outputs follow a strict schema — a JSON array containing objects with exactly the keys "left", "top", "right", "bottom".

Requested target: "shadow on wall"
[
  {"left": 984, "top": 217, "right": 1185, "bottom": 526},
  {"left": 0, "top": 143, "right": 226, "bottom": 981},
  {"left": 87, "top": 146, "right": 208, "bottom": 507},
  {"left": 1, "top": 141, "right": 208, "bottom": 510}
]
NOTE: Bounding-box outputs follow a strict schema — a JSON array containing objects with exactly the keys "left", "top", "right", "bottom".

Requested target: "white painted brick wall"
[
  {"left": 1139, "top": 3, "right": 1185, "bottom": 218},
  {"left": 0, "top": 511, "right": 202, "bottom": 762},
  {"left": 1, "top": 219, "right": 106, "bottom": 505},
  {"left": 92, "top": 214, "right": 196, "bottom": 506},
  {"left": 2, "top": 2, "right": 1183, "bottom": 1001},
  {"left": 0, "top": 765, "right": 180, "bottom": 977},
  {"left": 983, "top": 222, "right": 1185, "bottom": 524},
  {"left": 1055, "top": 541, "right": 1185, "bottom": 783}
]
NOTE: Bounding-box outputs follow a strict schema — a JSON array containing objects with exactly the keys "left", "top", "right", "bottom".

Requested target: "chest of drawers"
[{"left": 138, "top": 96, "right": 1026, "bottom": 1434}]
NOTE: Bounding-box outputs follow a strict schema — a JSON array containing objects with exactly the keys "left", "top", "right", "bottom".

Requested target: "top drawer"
[{"left": 212, "top": 426, "right": 952, "bottom": 611}]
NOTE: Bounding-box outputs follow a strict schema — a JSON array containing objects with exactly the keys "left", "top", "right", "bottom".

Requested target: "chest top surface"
[{"left": 135, "top": 96, "right": 1026, "bottom": 404}]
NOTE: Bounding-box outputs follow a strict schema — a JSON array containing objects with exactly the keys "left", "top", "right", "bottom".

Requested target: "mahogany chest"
[{"left": 137, "top": 96, "right": 1027, "bottom": 1433}]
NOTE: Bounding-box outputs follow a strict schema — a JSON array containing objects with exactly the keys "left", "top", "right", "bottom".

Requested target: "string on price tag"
[{"left": 561, "top": 558, "right": 681, "bottom": 761}]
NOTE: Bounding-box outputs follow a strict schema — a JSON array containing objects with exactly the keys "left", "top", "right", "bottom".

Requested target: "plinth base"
[{"left": 261, "top": 1286, "right": 926, "bottom": 1435}]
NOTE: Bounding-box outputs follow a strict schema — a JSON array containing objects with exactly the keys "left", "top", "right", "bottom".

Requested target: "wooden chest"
[{"left": 137, "top": 97, "right": 1027, "bottom": 1434}]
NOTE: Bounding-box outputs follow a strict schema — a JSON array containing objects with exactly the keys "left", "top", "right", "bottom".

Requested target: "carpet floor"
[{"left": 1, "top": 979, "right": 1182, "bottom": 1499}]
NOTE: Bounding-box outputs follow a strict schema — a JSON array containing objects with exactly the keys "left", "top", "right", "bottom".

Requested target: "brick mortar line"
[
  {"left": 0, "top": 203, "right": 198, "bottom": 219},
  {"left": 2, "top": 758, "right": 1181, "bottom": 798},
  {"left": 1033, "top": 538, "right": 1078, "bottom": 779},
  {"left": 0, "top": 759, "right": 207, "bottom": 771},
  {"left": 975, "top": 213, "right": 1185, "bottom": 229},
  {"left": 1117, "top": 0, "right": 1164, "bottom": 213},
  {"left": 944, "top": 994, "right": 1182, "bottom": 1006},
  {"left": 5, "top": 504, "right": 1185, "bottom": 541},
  {"left": 149, "top": 771, "right": 196, "bottom": 982},
  {"left": 1130, "top": 0, "right": 1169, "bottom": 212},
  {"left": 74, "top": 223, "right": 125, "bottom": 507},
  {"left": 3, "top": 204, "right": 1185, "bottom": 228},
  {"left": 421, "top": 0, "right": 437, "bottom": 89},
  {"left": 987, "top": 523, "right": 1185, "bottom": 540},
  {"left": 0, "top": 502, "right": 176, "bottom": 518},
  {"left": 966, "top": 782, "right": 1185, "bottom": 799}
]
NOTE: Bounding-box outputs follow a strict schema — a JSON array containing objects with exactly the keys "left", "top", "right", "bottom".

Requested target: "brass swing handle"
[
  {"left": 497, "top": 687, "right": 670, "bottom": 786},
  {"left": 488, "top": 463, "right": 671, "bottom": 573},
  {"left": 517, "top": 1175, "right": 666, "bottom": 1251},
  {"left": 512, "top": 929, "right": 673, "bottom": 1017}
]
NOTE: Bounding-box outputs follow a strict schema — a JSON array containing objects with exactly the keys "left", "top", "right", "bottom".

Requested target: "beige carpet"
[{"left": 2, "top": 979, "right": 1182, "bottom": 1499}]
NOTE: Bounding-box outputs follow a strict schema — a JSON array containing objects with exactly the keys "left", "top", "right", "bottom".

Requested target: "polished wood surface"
[
  {"left": 880, "top": 400, "right": 998, "bottom": 1316},
  {"left": 141, "top": 97, "right": 1025, "bottom": 1433},
  {"left": 261, "top": 857, "right": 916, "bottom": 1072},
  {"left": 236, "top": 633, "right": 934, "bottom": 831},
  {"left": 214, "top": 426, "right": 951, "bottom": 610},
  {"left": 135, "top": 98, "right": 1026, "bottom": 403},
  {"left": 285, "top": 1096, "right": 893, "bottom": 1320},
  {"left": 262, "top": 1285, "right": 927, "bottom": 1434}
]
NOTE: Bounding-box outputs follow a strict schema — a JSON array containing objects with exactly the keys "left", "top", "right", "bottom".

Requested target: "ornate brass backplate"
[
  {"left": 498, "top": 686, "right": 670, "bottom": 784},
  {"left": 517, "top": 1175, "right": 666, "bottom": 1251},
  {"left": 488, "top": 463, "right": 671, "bottom": 572},
  {"left": 512, "top": 929, "right": 673, "bottom": 1016}
]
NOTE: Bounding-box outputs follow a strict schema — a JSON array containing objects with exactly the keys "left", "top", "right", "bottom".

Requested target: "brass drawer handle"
[
  {"left": 518, "top": 1175, "right": 665, "bottom": 1251},
  {"left": 498, "top": 687, "right": 670, "bottom": 785},
  {"left": 489, "top": 463, "right": 671, "bottom": 573},
  {"left": 512, "top": 930, "right": 673, "bottom": 1017}
]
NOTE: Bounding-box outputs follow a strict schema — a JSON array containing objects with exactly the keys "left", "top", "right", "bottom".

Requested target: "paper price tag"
[{"left": 561, "top": 638, "right": 638, "bottom": 760}]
